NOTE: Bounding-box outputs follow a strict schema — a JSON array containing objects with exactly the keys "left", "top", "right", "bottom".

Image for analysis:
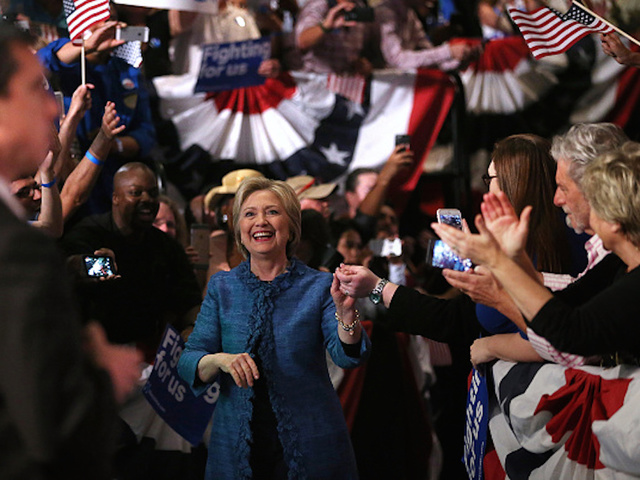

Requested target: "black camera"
[{"left": 343, "top": 6, "right": 374, "bottom": 22}]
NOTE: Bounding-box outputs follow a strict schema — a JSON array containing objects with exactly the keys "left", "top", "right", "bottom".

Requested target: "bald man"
[{"left": 61, "top": 162, "right": 202, "bottom": 357}]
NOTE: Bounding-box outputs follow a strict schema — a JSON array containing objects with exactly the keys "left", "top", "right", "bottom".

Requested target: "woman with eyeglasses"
[
  {"left": 334, "top": 134, "right": 572, "bottom": 477},
  {"left": 336, "top": 134, "right": 570, "bottom": 339}
]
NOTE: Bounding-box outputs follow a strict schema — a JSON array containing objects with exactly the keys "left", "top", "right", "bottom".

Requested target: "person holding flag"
[
  {"left": 601, "top": 32, "right": 640, "bottom": 68},
  {"left": 38, "top": 11, "right": 156, "bottom": 220}
]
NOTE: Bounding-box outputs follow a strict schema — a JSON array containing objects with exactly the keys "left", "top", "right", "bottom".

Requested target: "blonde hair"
[
  {"left": 582, "top": 141, "right": 640, "bottom": 247},
  {"left": 233, "top": 177, "right": 301, "bottom": 258}
]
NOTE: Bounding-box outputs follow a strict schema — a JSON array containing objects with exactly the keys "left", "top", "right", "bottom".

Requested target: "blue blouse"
[{"left": 178, "top": 258, "right": 370, "bottom": 479}]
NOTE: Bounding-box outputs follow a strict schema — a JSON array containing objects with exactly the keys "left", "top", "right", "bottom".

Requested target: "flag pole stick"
[
  {"left": 574, "top": 1, "right": 640, "bottom": 47},
  {"left": 81, "top": 39, "right": 86, "bottom": 85}
]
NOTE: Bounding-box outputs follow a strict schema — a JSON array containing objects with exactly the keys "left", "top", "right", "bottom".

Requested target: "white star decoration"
[
  {"left": 320, "top": 143, "right": 351, "bottom": 166},
  {"left": 345, "top": 100, "right": 366, "bottom": 120}
]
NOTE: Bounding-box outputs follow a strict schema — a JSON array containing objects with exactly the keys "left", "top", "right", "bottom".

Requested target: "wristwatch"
[{"left": 369, "top": 278, "right": 389, "bottom": 305}]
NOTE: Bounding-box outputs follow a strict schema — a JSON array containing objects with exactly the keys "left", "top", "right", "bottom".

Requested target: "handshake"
[{"left": 334, "top": 265, "right": 392, "bottom": 305}]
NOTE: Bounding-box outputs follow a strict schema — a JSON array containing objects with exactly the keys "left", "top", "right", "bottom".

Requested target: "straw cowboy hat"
[
  {"left": 285, "top": 175, "right": 337, "bottom": 200},
  {"left": 204, "top": 169, "right": 264, "bottom": 210}
]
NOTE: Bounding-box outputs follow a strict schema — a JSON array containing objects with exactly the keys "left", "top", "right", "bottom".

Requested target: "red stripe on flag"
[
  {"left": 209, "top": 72, "right": 298, "bottom": 114},
  {"left": 508, "top": 5, "right": 613, "bottom": 59},
  {"left": 67, "top": 0, "right": 109, "bottom": 41}
]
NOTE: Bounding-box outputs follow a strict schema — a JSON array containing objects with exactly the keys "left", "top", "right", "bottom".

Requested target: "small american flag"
[
  {"left": 508, "top": 2, "right": 614, "bottom": 59},
  {"left": 327, "top": 74, "right": 366, "bottom": 105},
  {"left": 63, "top": 0, "right": 110, "bottom": 43}
]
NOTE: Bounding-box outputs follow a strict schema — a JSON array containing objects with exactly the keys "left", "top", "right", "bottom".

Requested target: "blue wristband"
[
  {"left": 85, "top": 150, "right": 104, "bottom": 166},
  {"left": 41, "top": 179, "right": 56, "bottom": 188}
]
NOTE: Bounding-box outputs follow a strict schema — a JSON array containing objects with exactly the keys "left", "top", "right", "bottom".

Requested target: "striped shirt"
[
  {"left": 296, "top": 0, "right": 377, "bottom": 74},
  {"left": 375, "top": 0, "right": 456, "bottom": 69},
  {"left": 530, "top": 235, "right": 608, "bottom": 366}
]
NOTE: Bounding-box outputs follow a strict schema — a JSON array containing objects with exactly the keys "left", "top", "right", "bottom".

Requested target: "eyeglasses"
[
  {"left": 14, "top": 183, "right": 41, "bottom": 199},
  {"left": 481, "top": 174, "right": 498, "bottom": 188}
]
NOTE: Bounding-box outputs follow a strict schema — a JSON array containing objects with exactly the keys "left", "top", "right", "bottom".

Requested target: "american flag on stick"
[
  {"left": 508, "top": 2, "right": 614, "bottom": 59},
  {"left": 63, "top": 0, "right": 110, "bottom": 43}
]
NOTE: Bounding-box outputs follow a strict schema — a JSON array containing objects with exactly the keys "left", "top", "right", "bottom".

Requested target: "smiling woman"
[
  {"left": 178, "top": 177, "right": 371, "bottom": 480},
  {"left": 233, "top": 178, "right": 301, "bottom": 275}
]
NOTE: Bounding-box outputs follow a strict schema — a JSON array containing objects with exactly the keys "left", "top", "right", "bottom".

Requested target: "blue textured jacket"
[{"left": 178, "top": 258, "right": 370, "bottom": 479}]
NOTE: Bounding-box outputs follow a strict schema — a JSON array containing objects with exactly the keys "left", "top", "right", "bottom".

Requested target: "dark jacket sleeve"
[
  {"left": 528, "top": 264, "right": 640, "bottom": 357},
  {"left": 0, "top": 222, "right": 117, "bottom": 479},
  {"left": 386, "top": 285, "right": 483, "bottom": 347}
]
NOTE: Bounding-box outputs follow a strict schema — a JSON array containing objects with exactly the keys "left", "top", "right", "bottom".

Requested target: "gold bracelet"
[{"left": 335, "top": 309, "right": 360, "bottom": 336}]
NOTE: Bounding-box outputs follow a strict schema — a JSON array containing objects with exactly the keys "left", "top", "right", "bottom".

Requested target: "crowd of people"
[{"left": 2, "top": 0, "right": 640, "bottom": 479}]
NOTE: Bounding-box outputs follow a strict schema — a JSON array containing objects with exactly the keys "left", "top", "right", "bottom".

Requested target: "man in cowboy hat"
[
  {"left": 204, "top": 168, "right": 264, "bottom": 276},
  {"left": 286, "top": 174, "right": 338, "bottom": 220}
]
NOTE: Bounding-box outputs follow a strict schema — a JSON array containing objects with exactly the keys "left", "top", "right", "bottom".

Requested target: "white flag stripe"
[
  {"left": 67, "top": 0, "right": 109, "bottom": 41},
  {"left": 508, "top": 4, "right": 613, "bottom": 59}
]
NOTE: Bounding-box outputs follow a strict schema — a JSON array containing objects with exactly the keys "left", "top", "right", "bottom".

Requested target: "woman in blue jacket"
[{"left": 178, "top": 177, "right": 370, "bottom": 479}]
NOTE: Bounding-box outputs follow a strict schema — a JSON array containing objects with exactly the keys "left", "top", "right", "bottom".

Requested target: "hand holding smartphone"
[
  {"left": 429, "top": 208, "right": 472, "bottom": 271},
  {"left": 395, "top": 134, "right": 411, "bottom": 153},
  {"left": 436, "top": 208, "right": 463, "bottom": 230},
  {"left": 425, "top": 239, "right": 472, "bottom": 272},
  {"left": 115, "top": 26, "right": 150, "bottom": 42},
  {"left": 84, "top": 255, "right": 116, "bottom": 277},
  {"left": 342, "top": 6, "right": 374, "bottom": 22}
]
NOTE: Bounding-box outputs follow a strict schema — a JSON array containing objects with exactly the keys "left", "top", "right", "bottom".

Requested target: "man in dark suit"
[{"left": 0, "top": 22, "right": 141, "bottom": 479}]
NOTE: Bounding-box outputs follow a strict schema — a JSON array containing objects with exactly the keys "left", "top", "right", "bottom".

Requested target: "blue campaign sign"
[
  {"left": 143, "top": 325, "right": 219, "bottom": 445},
  {"left": 195, "top": 38, "right": 271, "bottom": 93},
  {"left": 463, "top": 366, "right": 489, "bottom": 480}
]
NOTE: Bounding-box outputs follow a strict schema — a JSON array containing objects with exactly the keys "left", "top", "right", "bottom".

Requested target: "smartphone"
[
  {"left": 115, "top": 26, "right": 150, "bottom": 42},
  {"left": 437, "top": 208, "right": 463, "bottom": 230},
  {"left": 368, "top": 238, "right": 402, "bottom": 257},
  {"left": 84, "top": 255, "right": 116, "bottom": 277},
  {"left": 190, "top": 224, "right": 210, "bottom": 270},
  {"left": 395, "top": 134, "right": 411, "bottom": 152},
  {"left": 426, "top": 239, "right": 472, "bottom": 272},
  {"left": 343, "top": 6, "right": 375, "bottom": 22},
  {"left": 54, "top": 91, "right": 64, "bottom": 118}
]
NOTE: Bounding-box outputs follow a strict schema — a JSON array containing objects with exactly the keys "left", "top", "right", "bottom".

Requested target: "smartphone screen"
[
  {"left": 426, "top": 239, "right": 472, "bottom": 272},
  {"left": 84, "top": 255, "right": 115, "bottom": 277},
  {"left": 436, "top": 208, "right": 463, "bottom": 230},
  {"left": 381, "top": 238, "right": 402, "bottom": 257}
]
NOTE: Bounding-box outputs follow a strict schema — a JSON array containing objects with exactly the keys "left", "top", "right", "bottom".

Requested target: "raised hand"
[
  {"left": 324, "top": 2, "right": 357, "bottom": 30},
  {"left": 482, "top": 192, "right": 530, "bottom": 258},
  {"left": 431, "top": 213, "right": 502, "bottom": 268},
  {"left": 65, "top": 83, "right": 94, "bottom": 124},
  {"left": 84, "top": 21, "right": 125, "bottom": 54},
  {"left": 101, "top": 101, "right": 126, "bottom": 139}
]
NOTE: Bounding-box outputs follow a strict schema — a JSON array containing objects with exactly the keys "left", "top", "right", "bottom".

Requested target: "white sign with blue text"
[
  {"left": 463, "top": 366, "right": 489, "bottom": 479},
  {"left": 143, "top": 325, "right": 219, "bottom": 445},
  {"left": 195, "top": 38, "right": 271, "bottom": 93}
]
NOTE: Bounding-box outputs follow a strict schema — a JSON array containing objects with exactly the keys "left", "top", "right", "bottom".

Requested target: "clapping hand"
[{"left": 481, "top": 192, "right": 530, "bottom": 258}]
